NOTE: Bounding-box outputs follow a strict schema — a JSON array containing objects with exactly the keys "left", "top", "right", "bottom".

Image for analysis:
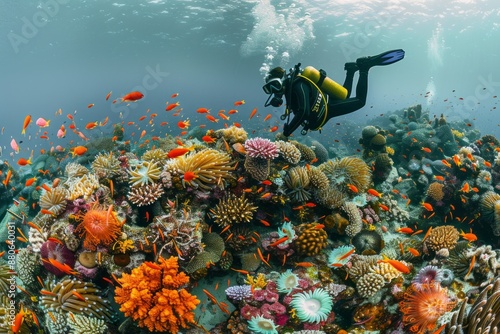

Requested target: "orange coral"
[
  {"left": 74, "top": 207, "right": 122, "bottom": 250},
  {"left": 114, "top": 256, "right": 200, "bottom": 333},
  {"left": 399, "top": 283, "right": 456, "bottom": 333}
]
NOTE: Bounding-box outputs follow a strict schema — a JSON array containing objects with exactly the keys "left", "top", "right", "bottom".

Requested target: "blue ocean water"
[{"left": 1, "top": 0, "right": 499, "bottom": 158}]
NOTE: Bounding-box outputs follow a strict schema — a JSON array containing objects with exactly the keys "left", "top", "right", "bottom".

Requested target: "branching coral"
[
  {"left": 39, "top": 187, "right": 69, "bottom": 216},
  {"left": 399, "top": 283, "right": 456, "bottom": 333},
  {"left": 244, "top": 138, "right": 279, "bottom": 160},
  {"left": 210, "top": 194, "right": 257, "bottom": 227},
  {"left": 114, "top": 256, "right": 200, "bottom": 333},
  {"left": 166, "top": 148, "right": 234, "bottom": 190},
  {"left": 127, "top": 182, "right": 164, "bottom": 207},
  {"left": 128, "top": 161, "right": 162, "bottom": 187}
]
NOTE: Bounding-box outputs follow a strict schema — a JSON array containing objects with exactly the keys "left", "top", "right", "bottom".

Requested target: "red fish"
[
  {"left": 167, "top": 145, "right": 194, "bottom": 159},
  {"left": 183, "top": 171, "right": 197, "bottom": 182},
  {"left": 121, "top": 91, "right": 144, "bottom": 102},
  {"left": 367, "top": 189, "right": 382, "bottom": 198},
  {"left": 249, "top": 108, "right": 257, "bottom": 119},
  {"left": 166, "top": 102, "right": 180, "bottom": 111},
  {"left": 206, "top": 115, "right": 218, "bottom": 123},
  {"left": 105, "top": 91, "right": 112, "bottom": 100},
  {"left": 234, "top": 100, "right": 245, "bottom": 106},
  {"left": 17, "top": 158, "right": 32, "bottom": 166},
  {"left": 196, "top": 107, "right": 210, "bottom": 114},
  {"left": 177, "top": 120, "right": 190, "bottom": 129}
]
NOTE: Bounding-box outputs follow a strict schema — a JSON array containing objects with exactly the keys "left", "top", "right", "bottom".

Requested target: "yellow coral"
[
  {"left": 245, "top": 273, "right": 267, "bottom": 289},
  {"left": 451, "top": 129, "right": 464, "bottom": 139},
  {"left": 385, "top": 146, "right": 395, "bottom": 155},
  {"left": 112, "top": 239, "right": 135, "bottom": 253},
  {"left": 115, "top": 256, "right": 199, "bottom": 333},
  {"left": 426, "top": 182, "right": 444, "bottom": 202}
]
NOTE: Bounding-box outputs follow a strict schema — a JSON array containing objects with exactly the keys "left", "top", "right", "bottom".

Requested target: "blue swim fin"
[{"left": 356, "top": 49, "right": 405, "bottom": 70}]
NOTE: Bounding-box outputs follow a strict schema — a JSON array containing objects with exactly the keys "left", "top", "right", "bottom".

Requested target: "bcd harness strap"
[{"left": 296, "top": 74, "right": 329, "bottom": 132}]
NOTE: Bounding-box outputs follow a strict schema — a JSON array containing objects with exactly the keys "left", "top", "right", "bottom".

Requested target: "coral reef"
[
  {"left": 127, "top": 182, "right": 164, "bottom": 206},
  {"left": 293, "top": 223, "right": 328, "bottom": 256},
  {"left": 424, "top": 225, "right": 460, "bottom": 252},
  {"left": 128, "top": 161, "right": 162, "bottom": 187},
  {"left": 114, "top": 256, "right": 200, "bottom": 333}
]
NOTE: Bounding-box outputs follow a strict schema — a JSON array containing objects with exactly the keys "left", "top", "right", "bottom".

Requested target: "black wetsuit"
[{"left": 283, "top": 67, "right": 368, "bottom": 137}]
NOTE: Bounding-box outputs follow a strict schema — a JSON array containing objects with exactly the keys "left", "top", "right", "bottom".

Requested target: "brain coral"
[
  {"left": 114, "top": 256, "right": 200, "bottom": 333},
  {"left": 426, "top": 182, "right": 445, "bottom": 202},
  {"left": 39, "top": 187, "right": 69, "bottom": 216},
  {"left": 424, "top": 225, "right": 460, "bottom": 251}
]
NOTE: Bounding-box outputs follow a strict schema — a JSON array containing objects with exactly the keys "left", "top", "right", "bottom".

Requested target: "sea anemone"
[
  {"left": 412, "top": 265, "right": 440, "bottom": 288},
  {"left": 65, "top": 173, "right": 100, "bottom": 200},
  {"left": 166, "top": 148, "right": 234, "bottom": 191},
  {"left": 276, "top": 270, "right": 299, "bottom": 294},
  {"left": 244, "top": 137, "right": 279, "bottom": 160},
  {"left": 480, "top": 191, "right": 500, "bottom": 236},
  {"left": 39, "top": 187, "right": 69, "bottom": 216},
  {"left": 352, "top": 230, "right": 384, "bottom": 254},
  {"left": 40, "top": 240, "right": 76, "bottom": 277},
  {"left": 247, "top": 315, "right": 279, "bottom": 334},
  {"left": 284, "top": 166, "right": 311, "bottom": 202},
  {"left": 74, "top": 206, "right": 123, "bottom": 250},
  {"left": 91, "top": 152, "right": 121, "bottom": 178},
  {"left": 128, "top": 161, "right": 162, "bottom": 187},
  {"left": 290, "top": 288, "right": 333, "bottom": 323},
  {"left": 319, "top": 156, "right": 372, "bottom": 194},
  {"left": 400, "top": 283, "right": 457, "bottom": 333},
  {"left": 327, "top": 245, "right": 355, "bottom": 268}
]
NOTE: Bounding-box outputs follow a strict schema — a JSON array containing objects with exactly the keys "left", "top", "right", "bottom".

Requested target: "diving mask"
[{"left": 262, "top": 77, "right": 283, "bottom": 95}]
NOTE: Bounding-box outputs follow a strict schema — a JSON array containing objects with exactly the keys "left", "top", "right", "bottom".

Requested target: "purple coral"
[
  {"left": 40, "top": 240, "right": 76, "bottom": 277},
  {"left": 244, "top": 137, "right": 279, "bottom": 160}
]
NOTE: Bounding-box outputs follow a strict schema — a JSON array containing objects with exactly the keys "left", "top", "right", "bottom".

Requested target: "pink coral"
[{"left": 244, "top": 137, "right": 279, "bottom": 160}]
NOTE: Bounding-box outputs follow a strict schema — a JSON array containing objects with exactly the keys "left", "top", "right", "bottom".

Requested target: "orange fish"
[
  {"left": 421, "top": 147, "right": 431, "bottom": 153},
  {"left": 228, "top": 109, "right": 238, "bottom": 114},
  {"left": 196, "top": 107, "right": 210, "bottom": 114},
  {"left": 166, "top": 102, "right": 180, "bottom": 111},
  {"left": 421, "top": 202, "right": 433, "bottom": 212},
  {"left": 21, "top": 115, "right": 32, "bottom": 134},
  {"left": 379, "top": 204, "right": 389, "bottom": 211},
  {"left": 183, "top": 171, "right": 197, "bottom": 182},
  {"left": 167, "top": 145, "right": 194, "bottom": 159},
  {"left": 11, "top": 305, "right": 25, "bottom": 333},
  {"left": 460, "top": 182, "right": 470, "bottom": 193},
  {"left": 17, "top": 158, "right": 32, "bottom": 166},
  {"left": 465, "top": 255, "right": 475, "bottom": 278},
  {"left": 25, "top": 177, "right": 37, "bottom": 187},
  {"left": 218, "top": 112, "right": 230, "bottom": 121},
  {"left": 367, "top": 189, "right": 382, "bottom": 198},
  {"left": 71, "top": 146, "right": 88, "bottom": 157},
  {"left": 249, "top": 108, "right": 257, "bottom": 119},
  {"left": 264, "top": 114, "right": 272, "bottom": 121},
  {"left": 347, "top": 184, "right": 358, "bottom": 193},
  {"left": 452, "top": 154, "right": 461, "bottom": 166},
  {"left": 337, "top": 247, "right": 356, "bottom": 261},
  {"left": 232, "top": 143, "right": 246, "bottom": 155},
  {"left": 105, "top": 91, "right": 112, "bottom": 100},
  {"left": 441, "top": 159, "right": 452, "bottom": 168},
  {"left": 234, "top": 100, "right": 245, "bottom": 106},
  {"left": 378, "top": 255, "right": 411, "bottom": 274},
  {"left": 139, "top": 115, "right": 147, "bottom": 121},
  {"left": 202, "top": 135, "right": 216, "bottom": 143},
  {"left": 269, "top": 126, "right": 279, "bottom": 132},
  {"left": 295, "top": 262, "right": 314, "bottom": 267},
  {"left": 171, "top": 93, "right": 179, "bottom": 98},
  {"left": 121, "top": 91, "right": 144, "bottom": 102},
  {"left": 460, "top": 228, "right": 477, "bottom": 242},
  {"left": 484, "top": 161, "right": 492, "bottom": 168},
  {"left": 87, "top": 103, "right": 95, "bottom": 108},
  {"left": 140, "top": 130, "right": 146, "bottom": 139},
  {"left": 407, "top": 247, "right": 420, "bottom": 257},
  {"left": 206, "top": 115, "right": 219, "bottom": 123},
  {"left": 85, "top": 121, "right": 98, "bottom": 130},
  {"left": 177, "top": 119, "right": 190, "bottom": 129},
  {"left": 397, "top": 227, "right": 414, "bottom": 234}
]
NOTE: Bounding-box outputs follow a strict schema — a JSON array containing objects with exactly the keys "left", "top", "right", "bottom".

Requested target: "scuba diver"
[{"left": 262, "top": 49, "right": 405, "bottom": 136}]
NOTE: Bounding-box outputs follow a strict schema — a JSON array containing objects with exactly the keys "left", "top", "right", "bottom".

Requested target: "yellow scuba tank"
[{"left": 301, "top": 66, "right": 348, "bottom": 100}]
